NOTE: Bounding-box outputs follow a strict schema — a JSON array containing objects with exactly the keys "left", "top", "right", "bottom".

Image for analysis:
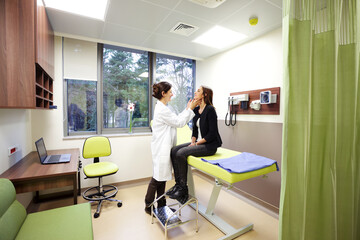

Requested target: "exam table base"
[{"left": 188, "top": 167, "right": 253, "bottom": 240}]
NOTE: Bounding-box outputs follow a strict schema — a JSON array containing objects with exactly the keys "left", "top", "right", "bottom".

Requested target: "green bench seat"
[{"left": 0, "top": 178, "right": 93, "bottom": 240}]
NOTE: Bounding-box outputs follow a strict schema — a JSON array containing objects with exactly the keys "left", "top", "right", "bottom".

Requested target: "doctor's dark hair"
[
  {"left": 201, "top": 85, "right": 214, "bottom": 107},
  {"left": 152, "top": 81, "right": 172, "bottom": 100}
]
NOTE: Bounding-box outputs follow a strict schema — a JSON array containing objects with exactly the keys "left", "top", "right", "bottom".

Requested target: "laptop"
[{"left": 35, "top": 138, "right": 71, "bottom": 164}]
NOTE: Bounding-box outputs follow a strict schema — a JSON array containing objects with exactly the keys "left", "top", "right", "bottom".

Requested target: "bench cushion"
[
  {"left": 0, "top": 179, "right": 27, "bottom": 240},
  {"left": 15, "top": 203, "right": 93, "bottom": 240}
]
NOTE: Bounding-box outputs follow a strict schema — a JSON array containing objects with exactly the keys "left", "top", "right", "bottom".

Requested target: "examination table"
[{"left": 177, "top": 126, "right": 278, "bottom": 240}]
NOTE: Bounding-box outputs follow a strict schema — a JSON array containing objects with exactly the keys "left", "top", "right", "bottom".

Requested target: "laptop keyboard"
[{"left": 48, "top": 155, "right": 61, "bottom": 162}]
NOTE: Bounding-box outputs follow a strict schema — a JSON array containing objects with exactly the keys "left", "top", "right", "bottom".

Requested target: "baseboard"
[{"left": 79, "top": 176, "right": 154, "bottom": 193}]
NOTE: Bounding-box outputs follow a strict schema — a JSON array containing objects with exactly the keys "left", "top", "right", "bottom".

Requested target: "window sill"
[{"left": 63, "top": 132, "right": 152, "bottom": 140}]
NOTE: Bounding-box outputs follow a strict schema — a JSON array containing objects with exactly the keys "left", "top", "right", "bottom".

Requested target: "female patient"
[
  {"left": 144, "top": 81, "right": 198, "bottom": 214},
  {"left": 167, "top": 86, "right": 222, "bottom": 203}
]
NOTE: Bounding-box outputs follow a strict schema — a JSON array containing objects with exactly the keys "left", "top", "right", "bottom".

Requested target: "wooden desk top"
[{"left": 0, "top": 149, "right": 79, "bottom": 182}]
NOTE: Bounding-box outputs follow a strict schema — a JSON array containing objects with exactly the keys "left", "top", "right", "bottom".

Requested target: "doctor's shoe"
[
  {"left": 168, "top": 185, "right": 188, "bottom": 200},
  {"left": 145, "top": 206, "right": 151, "bottom": 215},
  {"left": 145, "top": 204, "right": 152, "bottom": 215},
  {"left": 165, "top": 184, "right": 180, "bottom": 196}
]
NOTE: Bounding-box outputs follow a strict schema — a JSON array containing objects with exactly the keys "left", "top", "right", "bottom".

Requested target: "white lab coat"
[{"left": 151, "top": 101, "right": 195, "bottom": 181}]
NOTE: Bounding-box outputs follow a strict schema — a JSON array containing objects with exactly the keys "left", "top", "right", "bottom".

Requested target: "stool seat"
[{"left": 84, "top": 162, "right": 118, "bottom": 177}]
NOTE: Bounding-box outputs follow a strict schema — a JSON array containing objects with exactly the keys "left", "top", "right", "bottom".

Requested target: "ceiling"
[{"left": 46, "top": 0, "right": 282, "bottom": 60}]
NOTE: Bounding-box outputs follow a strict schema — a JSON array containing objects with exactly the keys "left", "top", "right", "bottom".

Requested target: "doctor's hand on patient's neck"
[{"left": 187, "top": 99, "right": 200, "bottom": 110}]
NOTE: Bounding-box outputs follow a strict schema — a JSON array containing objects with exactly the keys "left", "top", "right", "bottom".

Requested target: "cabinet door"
[
  {"left": 36, "top": 0, "right": 54, "bottom": 79},
  {"left": 0, "top": 0, "right": 36, "bottom": 108}
]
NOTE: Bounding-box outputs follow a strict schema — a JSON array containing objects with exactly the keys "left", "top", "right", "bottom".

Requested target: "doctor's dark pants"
[{"left": 145, "top": 178, "right": 166, "bottom": 207}]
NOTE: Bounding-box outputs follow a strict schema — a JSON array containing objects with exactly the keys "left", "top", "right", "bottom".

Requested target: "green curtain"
[{"left": 280, "top": 0, "right": 360, "bottom": 239}]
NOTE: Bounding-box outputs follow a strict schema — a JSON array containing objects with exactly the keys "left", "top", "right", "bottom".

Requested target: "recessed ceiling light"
[
  {"left": 43, "top": 0, "right": 108, "bottom": 21},
  {"left": 192, "top": 26, "right": 247, "bottom": 49}
]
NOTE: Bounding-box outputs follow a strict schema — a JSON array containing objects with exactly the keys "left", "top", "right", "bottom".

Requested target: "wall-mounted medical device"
[
  {"left": 229, "top": 87, "right": 280, "bottom": 115},
  {"left": 230, "top": 94, "right": 249, "bottom": 105},
  {"left": 260, "top": 91, "right": 277, "bottom": 104},
  {"left": 250, "top": 100, "right": 261, "bottom": 110}
]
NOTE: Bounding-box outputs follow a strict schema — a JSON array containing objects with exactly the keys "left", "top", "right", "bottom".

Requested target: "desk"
[{"left": 0, "top": 149, "right": 80, "bottom": 204}]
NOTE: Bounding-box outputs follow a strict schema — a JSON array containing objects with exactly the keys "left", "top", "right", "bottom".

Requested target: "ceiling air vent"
[{"left": 170, "top": 22, "right": 199, "bottom": 37}]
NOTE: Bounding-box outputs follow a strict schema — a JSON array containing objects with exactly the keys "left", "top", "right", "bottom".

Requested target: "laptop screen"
[{"left": 35, "top": 138, "right": 47, "bottom": 163}]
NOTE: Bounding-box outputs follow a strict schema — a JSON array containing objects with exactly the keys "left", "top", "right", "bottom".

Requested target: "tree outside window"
[
  {"left": 67, "top": 79, "right": 97, "bottom": 133},
  {"left": 102, "top": 45, "right": 149, "bottom": 129},
  {"left": 156, "top": 54, "right": 195, "bottom": 115}
]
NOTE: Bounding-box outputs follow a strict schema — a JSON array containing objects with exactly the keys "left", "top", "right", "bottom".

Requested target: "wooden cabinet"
[
  {"left": 0, "top": 0, "right": 54, "bottom": 109},
  {"left": 0, "top": 0, "right": 36, "bottom": 108},
  {"left": 35, "top": 0, "right": 54, "bottom": 109},
  {"left": 36, "top": 0, "right": 54, "bottom": 79}
]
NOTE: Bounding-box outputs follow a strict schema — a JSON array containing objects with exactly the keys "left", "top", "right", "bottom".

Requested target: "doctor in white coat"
[{"left": 145, "top": 81, "right": 199, "bottom": 214}]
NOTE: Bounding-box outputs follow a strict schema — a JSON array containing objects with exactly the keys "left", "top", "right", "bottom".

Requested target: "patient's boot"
[
  {"left": 168, "top": 184, "right": 188, "bottom": 202},
  {"left": 177, "top": 194, "right": 189, "bottom": 205},
  {"left": 165, "top": 184, "right": 179, "bottom": 196}
]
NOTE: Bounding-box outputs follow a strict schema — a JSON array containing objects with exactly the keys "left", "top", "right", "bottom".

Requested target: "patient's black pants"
[
  {"left": 145, "top": 177, "right": 166, "bottom": 207},
  {"left": 171, "top": 143, "right": 217, "bottom": 186}
]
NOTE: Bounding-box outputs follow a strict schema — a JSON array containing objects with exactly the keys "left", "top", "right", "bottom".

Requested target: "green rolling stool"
[{"left": 82, "top": 136, "right": 122, "bottom": 218}]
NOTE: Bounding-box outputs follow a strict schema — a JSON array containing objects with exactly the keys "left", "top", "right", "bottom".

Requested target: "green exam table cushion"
[{"left": 187, "top": 147, "right": 278, "bottom": 184}]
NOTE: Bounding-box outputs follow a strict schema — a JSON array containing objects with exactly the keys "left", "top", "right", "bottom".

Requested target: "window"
[
  {"left": 102, "top": 45, "right": 149, "bottom": 132},
  {"left": 155, "top": 54, "right": 195, "bottom": 115},
  {"left": 64, "top": 38, "right": 196, "bottom": 136},
  {"left": 66, "top": 79, "right": 97, "bottom": 134}
]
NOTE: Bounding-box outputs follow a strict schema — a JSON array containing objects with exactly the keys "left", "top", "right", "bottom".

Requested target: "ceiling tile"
[
  {"left": 220, "top": 0, "right": 282, "bottom": 37},
  {"left": 46, "top": 8, "right": 104, "bottom": 39},
  {"left": 174, "top": 0, "right": 252, "bottom": 24},
  {"left": 106, "top": 0, "right": 170, "bottom": 32},
  {"left": 140, "top": 0, "right": 182, "bottom": 9},
  {"left": 143, "top": 33, "right": 219, "bottom": 59},
  {"left": 265, "top": 0, "right": 282, "bottom": 9},
  {"left": 101, "top": 22, "right": 152, "bottom": 47}
]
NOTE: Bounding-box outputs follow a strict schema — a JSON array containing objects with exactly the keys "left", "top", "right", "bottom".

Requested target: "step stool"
[{"left": 150, "top": 193, "right": 199, "bottom": 239}]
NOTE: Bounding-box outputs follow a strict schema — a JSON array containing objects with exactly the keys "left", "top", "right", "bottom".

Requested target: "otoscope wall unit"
[{"left": 230, "top": 87, "right": 280, "bottom": 115}]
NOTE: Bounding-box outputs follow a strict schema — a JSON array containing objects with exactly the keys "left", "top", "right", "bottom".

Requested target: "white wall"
[
  {"left": 0, "top": 109, "right": 33, "bottom": 206},
  {"left": 30, "top": 36, "right": 153, "bottom": 188},
  {"left": 196, "top": 27, "right": 283, "bottom": 123},
  {"left": 0, "top": 109, "right": 32, "bottom": 173}
]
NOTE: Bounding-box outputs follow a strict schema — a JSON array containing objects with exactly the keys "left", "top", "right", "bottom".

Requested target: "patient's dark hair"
[
  {"left": 152, "top": 82, "right": 172, "bottom": 100},
  {"left": 201, "top": 85, "right": 214, "bottom": 107}
]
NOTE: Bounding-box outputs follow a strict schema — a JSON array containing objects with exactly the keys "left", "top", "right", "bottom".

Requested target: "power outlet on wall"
[{"left": 8, "top": 145, "right": 19, "bottom": 156}]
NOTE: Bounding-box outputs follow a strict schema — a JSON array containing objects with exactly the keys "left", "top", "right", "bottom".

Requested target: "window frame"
[
  {"left": 63, "top": 39, "right": 196, "bottom": 137},
  {"left": 100, "top": 44, "right": 153, "bottom": 135}
]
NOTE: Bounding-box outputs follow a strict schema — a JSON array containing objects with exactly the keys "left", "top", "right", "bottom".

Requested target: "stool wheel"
[
  {"left": 94, "top": 212, "right": 100, "bottom": 218},
  {"left": 117, "top": 202, "right": 122, "bottom": 207}
]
